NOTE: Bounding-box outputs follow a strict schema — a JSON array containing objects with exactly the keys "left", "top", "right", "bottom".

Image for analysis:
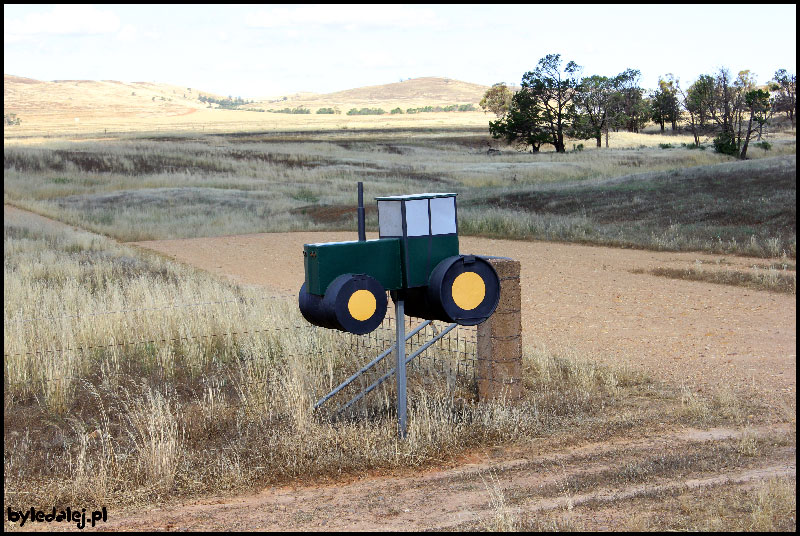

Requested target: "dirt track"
[
  {"left": 135, "top": 231, "right": 796, "bottom": 408},
  {"left": 86, "top": 424, "right": 793, "bottom": 532}
]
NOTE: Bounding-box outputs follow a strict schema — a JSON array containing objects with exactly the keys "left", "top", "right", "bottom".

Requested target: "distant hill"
[
  {"left": 3, "top": 75, "right": 232, "bottom": 121},
  {"left": 254, "top": 77, "right": 489, "bottom": 111},
  {"left": 3, "top": 74, "right": 490, "bottom": 134}
]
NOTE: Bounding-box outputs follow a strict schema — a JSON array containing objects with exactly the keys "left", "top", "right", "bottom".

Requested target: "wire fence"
[
  {"left": 5, "top": 294, "right": 292, "bottom": 325},
  {"left": 4, "top": 294, "right": 482, "bottom": 412}
]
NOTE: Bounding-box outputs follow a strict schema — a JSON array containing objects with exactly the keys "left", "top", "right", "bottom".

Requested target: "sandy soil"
[{"left": 134, "top": 231, "right": 796, "bottom": 408}]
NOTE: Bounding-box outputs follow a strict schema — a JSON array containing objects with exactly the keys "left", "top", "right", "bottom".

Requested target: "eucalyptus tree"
[
  {"left": 489, "top": 53, "right": 582, "bottom": 153},
  {"left": 685, "top": 74, "right": 715, "bottom": 128},
  {"left": 489, "top": 86, "right": 550, "bottom": 152},
  {"left": 772, "top": 68, "right": 796, "bottom": 127},
  {"left": 572, "top": 74, "right": 614, "bottom": 147},
  {"left": 607, "top": 68, "right": 650, "bottom": 133},
  {"left": 479, "top": 83, "right": 514, "bottom": 118},
  {"left": 650, "top": 75, "right": 680, "bottom": 132},
  {"left": 706, "top": 68, "right": 769, "bottom": 158},
  {"left": 520, "top": 53, "right": 582, "bottom": 153}
]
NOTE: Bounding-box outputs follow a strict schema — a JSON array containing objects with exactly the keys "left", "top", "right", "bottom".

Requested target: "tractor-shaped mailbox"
[{"left": 299, "top": 187, "right": 500, "bottom": 335}]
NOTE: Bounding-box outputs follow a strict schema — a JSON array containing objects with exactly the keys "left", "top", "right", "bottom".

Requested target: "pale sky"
[{"left": 4, "top": 4, "right": 797, "bottom": 99}]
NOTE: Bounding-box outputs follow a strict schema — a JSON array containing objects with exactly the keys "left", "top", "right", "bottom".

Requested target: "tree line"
[
  {"left": 198, "top": 95, "right": 253, "bottom": 109},
  {"left": 483, "top": 54, "right": 796, "bottom": 159}
]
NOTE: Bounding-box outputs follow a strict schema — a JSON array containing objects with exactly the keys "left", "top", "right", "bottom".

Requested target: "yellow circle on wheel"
[
  {"left": 348, "top": 289, "right": 377, "bottom": 321},
  {"left": 452, "top": 272, "right": 485, "bottom": 311}
]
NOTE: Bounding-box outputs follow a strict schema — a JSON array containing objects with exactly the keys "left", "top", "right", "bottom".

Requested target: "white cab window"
[
  {"left": 404, "top": 199, "right": 430, "bottom": 237},
  {"left": 378, "top": 200, "right": 403, "bottom": 237},
  {"left": 430, "top": 196, "right": 456, "bottom": 235}
]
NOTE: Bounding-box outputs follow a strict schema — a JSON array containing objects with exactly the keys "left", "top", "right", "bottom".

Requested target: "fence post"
[{"left": 477, "top": 258, "right": 523, "bottom": 402}]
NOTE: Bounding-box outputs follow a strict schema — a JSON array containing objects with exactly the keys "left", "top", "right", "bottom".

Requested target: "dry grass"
[
  {"left": 4, "top": 208, "right": 679, "bottom": 510},
  {"left": 634, "top": 265, "right": 796, "bottom": 294},
  {"left": 480, "top": 472, "right": 519, "bottom": 532},
  {"left": 454, "top": 428, "right": 795, "bottom": 532},
  {"left": 502, "top": 477, "right": 797, "bottom": 532},
  {"left": 3, "top": 75, "right": 490, "bottom": 138},
  {"left": 4, "top": 128, "right": 794, "bottom": 257},
  {"left": 612, "top": 476, "right": 797, "bottom": 531}
]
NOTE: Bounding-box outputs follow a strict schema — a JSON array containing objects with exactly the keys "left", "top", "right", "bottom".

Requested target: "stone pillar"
[{"left": 477, "top": 258, "right": 523, "bottom": 402}]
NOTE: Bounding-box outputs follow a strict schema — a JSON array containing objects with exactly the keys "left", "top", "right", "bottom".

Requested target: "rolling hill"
[
  {"left": 3, "top": 74, "right": 490, "bottom": 136},
  {"left": 255, "top": 77, "right": 489, "bottom": 110}
]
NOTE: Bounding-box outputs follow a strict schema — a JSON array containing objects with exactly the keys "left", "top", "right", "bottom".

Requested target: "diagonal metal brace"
[
  {"left": 336, "top": 322, "right": 458, "bottom": 415},
  {"left": 313, "top": 320, "right": 432, "bottom": 410}
]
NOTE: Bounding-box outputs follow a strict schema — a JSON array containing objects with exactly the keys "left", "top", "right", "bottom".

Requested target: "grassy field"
[
  {"left": 4, "top": 127, "right": 796, "bottom": 257},
  {"left": 3, "top": 120, "right": 796, "bottom": 528},
  {"left": 6, "top": 207, "right": 780, "bottom": 518},
  {"left": 3, "top": 75, "right": 491, "bottom": 138}
]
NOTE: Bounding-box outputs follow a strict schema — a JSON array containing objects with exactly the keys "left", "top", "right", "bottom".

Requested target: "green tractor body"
[
  {"left": 299, "top": 192, "right": 499, "bottom": 334},
  {"left": 304, "top": 234, "right": 460, "bottom": 295}
]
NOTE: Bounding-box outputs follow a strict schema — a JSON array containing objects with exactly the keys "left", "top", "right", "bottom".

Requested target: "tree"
[
  {"left": 522, "top": 54, "right": 582, "bottom": 153},
  {"left": 685, "top": 74, "right": 715, "bottom": 130},
  {"left": 479, "top": 83, "right": 514, "bottom": 117},
  {"left": 489, "top": 54, "right": 582, "bottom": 153},
  {"left": 739, "top": 89, "right": 771, "bottom": 159},
  {"left": 489, "top": 87, "right": 549, "bottom": 152},
  {"left": 572, "top": 74, "right": 614, "bottom": 147},
  {"left": 677, "top": 76, "right": 710, "bottom": 147},
  {"left": 607, "top": 69, "right": 649, "bottom": 133},
  {"left": 772, "top": 68, "right": 796, "bottom": 127},
  {"left": 650, "top": 75, "right": 680, "bottom": 132},
  {"left": 707, "top": 68, "right": 765, "bottom": 159}
]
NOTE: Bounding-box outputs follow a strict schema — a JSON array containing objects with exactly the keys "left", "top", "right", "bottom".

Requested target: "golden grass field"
[
  {"left": 3, "top": 73, "right": 796, "bottom": 531},
  {"left": 4, "top": 75, "right": 493, "bottom": 138}
]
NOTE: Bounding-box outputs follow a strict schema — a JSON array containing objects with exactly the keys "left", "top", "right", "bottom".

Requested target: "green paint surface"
[
  {"left": 402, "top": 234, "right": 459, "bottom": 288},
  {"left": 305, "top": 239, "right": 402, "bottom": 295}
]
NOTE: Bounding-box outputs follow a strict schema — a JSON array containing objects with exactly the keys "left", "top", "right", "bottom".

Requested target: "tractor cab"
[{"left": 376, "top": 193, "right": 459, "bottom": 288}]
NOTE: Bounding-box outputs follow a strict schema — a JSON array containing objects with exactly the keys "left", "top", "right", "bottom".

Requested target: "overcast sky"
[{"left": 4, "top": 4, "right": 797, "bottom": 98}]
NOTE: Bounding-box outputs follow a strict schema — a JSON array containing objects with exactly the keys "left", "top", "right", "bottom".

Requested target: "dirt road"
[
  {"left": 86, "top": 424, "right": 795, "bottom": 531},
  {"left": 135, "top": 231, "right": 796, "bottom": 408}
]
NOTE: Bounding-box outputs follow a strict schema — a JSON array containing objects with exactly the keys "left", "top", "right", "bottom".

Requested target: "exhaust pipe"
[{"left": 357, "top": 181, "right": 366, "bottom": 242}]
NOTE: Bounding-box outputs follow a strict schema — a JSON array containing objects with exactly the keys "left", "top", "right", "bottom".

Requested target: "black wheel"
[
  {"left": 321, "top": 274, "right": 388, "bottom": 334},
  {"left": 427, "top": 255, "right": 500, "bottom": 325}
]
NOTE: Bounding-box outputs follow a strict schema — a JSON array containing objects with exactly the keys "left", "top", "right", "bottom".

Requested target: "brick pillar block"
[{"left": 477, "top": 258, "right": 523, "bottom": 402}]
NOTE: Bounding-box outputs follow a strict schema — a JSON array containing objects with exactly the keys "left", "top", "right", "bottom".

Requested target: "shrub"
[
  {"left": 659, "top": 143, "right": 674, "bottom": 149},
  {"left": 391, "top": 108, "right": 404, "bottom": 114},
  {"left": 316, "top": 108, "right": 336, "bottom": 114},
  {"left": 346, "top": 108, "right": 386, "bottom": 116},
  {"left": 270, "top": 107, "right": 311, "bottom": 114},
  {"left": 713, "top": 132, "right": 738, "bottom": 156},
  {"left": 755, "top": 141, "right": 772, "bottom": 152},
  {"left": 4, "top": 113, "right": 21, "bottom": 126}
]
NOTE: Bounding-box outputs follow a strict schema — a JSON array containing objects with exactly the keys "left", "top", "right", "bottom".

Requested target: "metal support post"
[
  {"left": 336, "top": 322, "right": 457, "bottom": 416},
  {"left": 313, "top": 319, "right": 431, "bottom": 410},
  {"left": 396, "top": 299, "right": 407, "bottom": 439}
]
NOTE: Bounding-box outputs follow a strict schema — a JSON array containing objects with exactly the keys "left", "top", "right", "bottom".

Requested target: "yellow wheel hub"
[
  {"left": 348, "top": 289, "right": 377, "bottom": 321},
  {"left": 451, "top": 272, "right": 485, "bottom": 310}
]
